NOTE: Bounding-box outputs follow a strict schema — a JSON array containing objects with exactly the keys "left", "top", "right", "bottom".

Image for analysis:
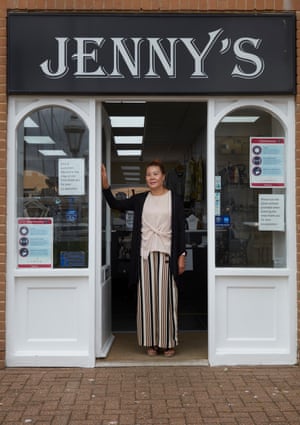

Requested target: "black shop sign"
[{"left": 7, "top": 13, "right": 296, "bottom": 95}]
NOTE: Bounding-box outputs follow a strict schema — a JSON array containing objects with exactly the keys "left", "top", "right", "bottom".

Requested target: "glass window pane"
[
  {"left": 215, "top": 107, "right": 286, "bottom": 268},
  {"left": 17, "top": 106, "right": 89, "bottom": 268}
]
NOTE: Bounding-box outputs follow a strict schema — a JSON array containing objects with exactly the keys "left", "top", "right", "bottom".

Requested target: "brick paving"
[{"left": 0, "top": 365, "right": 299, "bottom": 425}]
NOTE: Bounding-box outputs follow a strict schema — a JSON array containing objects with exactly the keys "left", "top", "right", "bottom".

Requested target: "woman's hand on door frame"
[{"left": 101, "top": 164, "right": 110, "bottom": 189}]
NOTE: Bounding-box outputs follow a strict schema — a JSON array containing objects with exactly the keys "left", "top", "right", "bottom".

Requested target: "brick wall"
[
  {"left": 0, "top": 0, "right": 299, "bottom": 367},
  {"left": 0, "top": 6, "right": 7, "bottom": 369}
]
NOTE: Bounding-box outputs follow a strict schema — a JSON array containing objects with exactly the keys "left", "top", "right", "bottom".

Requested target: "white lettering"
[
  {"left": 181, "top": 29, "right": 224, "bottom": 78},
  {"left": 73, "top": 38, "right": 107, "bottom": 77},
  {"left": 145, "top": 38, "right": 179, "bottom": 78},
  {"left": 40, "top": 37, "right": 70, "bottom": 78},
  {"left": 232, "top": 37, "right": 264, "bottom": 79},
  {"left": 110, "top": 38, "right": 143, "bottom": 78},
  {"left": 39, "top": 32, "right": 265, "bottom": 81}
]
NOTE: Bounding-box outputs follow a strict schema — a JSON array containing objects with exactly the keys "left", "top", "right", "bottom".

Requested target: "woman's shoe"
[
  {"left": 164, "top": 348, "right": 175, "bottom": 357},
  {"left": 146, "top": 347, "right": 158, "bottom": 356}
]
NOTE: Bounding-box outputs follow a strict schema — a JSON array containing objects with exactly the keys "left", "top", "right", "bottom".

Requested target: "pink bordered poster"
[
  {"left": 17, "top": 218, "right": 53, "bottom": 268},
  {"left": 249, "top": 137, "right": 285, "bottom": 188}
]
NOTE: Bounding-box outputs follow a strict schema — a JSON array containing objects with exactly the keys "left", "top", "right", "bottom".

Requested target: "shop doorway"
[{"left": 101, "top": 101, "right": 208, "bottom": 361}]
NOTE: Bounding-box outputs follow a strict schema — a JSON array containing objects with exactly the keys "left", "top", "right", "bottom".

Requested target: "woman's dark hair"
[{"left": 146, "top": 159, "right": 166, "bottom": 175}]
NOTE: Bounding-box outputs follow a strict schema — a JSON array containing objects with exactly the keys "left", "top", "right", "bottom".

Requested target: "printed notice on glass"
[
  {"left": 215, "top": 192, "right": 221, "bottom": 216},
  {"left": 17, "top": 218, "right": 53, "bottom": 267},
  {"left": 58, "top": 158, "right": 85, "bottom": 195},
  {"left": 258, "top": 194, "right": 285, "bottom": 231},
  {"left": 250, "top": 137, "right": 285, "bottom": 188}
]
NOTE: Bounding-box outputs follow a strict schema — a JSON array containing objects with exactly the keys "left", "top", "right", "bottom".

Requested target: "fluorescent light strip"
[
  {"left": 117, "top": 149, "right": 142, "bottom": 156},
  {"left": 106, "top": 101, "right": 145, "bottom": 104},
  {"left": 221, "top": 116, "right": 259, "bottom": 123},
  {"left": 121, "top": 166, "right": 141, "bottom": 171},
  {"left": 38, "top": 149, "right": 67, "bottom": 156},
  {"left": 24, "top": 136, "right": 55, "bottom": 144},
  {"left": 24, "top": 117, "right": 39, "bottom": 128},
  {"left": 123, "top": 172, "right": 140, "bottom": 176},
  {"left": 110, "top": 116, "right": 145, "bottom": 127},
  {"left": 115, "top": 136, "right": 143, "bottom": 144},
  {"left": 124, "top": 177, "right": 140, "bottom": 181}
]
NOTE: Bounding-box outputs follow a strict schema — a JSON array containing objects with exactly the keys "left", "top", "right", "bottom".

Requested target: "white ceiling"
[{"left": 103, "top": 101, "right": 207, "bottom": 185}]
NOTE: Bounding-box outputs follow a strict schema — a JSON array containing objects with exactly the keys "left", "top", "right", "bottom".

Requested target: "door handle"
[{"left": 102, "top": 265, "right": 111, "bottom": 281}]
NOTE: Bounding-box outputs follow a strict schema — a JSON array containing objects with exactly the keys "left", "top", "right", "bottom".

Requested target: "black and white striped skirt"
[{"left": 137, "top": 251, "right": 178, "bottom": 349}]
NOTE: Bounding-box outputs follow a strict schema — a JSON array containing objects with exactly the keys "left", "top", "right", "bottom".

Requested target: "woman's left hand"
[{"left": 178, "top": 254, "right": 185, "bottom": 275}]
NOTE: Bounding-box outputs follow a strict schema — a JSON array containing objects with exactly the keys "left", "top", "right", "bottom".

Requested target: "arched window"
[
  {"left": 215, "top": 107, "right": 286, "bottom": 268},
  {"left": 17, "top": 106, "right": 89, "bottom": 268}
]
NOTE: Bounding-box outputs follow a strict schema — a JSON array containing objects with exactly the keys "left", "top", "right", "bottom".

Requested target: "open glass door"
[{"left": 95, "top": 106, "right": 114, "bottom": 358}]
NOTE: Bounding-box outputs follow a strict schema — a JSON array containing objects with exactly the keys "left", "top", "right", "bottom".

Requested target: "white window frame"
[{"left": 207, "top": 97, "right": 297, "bottom": 365}]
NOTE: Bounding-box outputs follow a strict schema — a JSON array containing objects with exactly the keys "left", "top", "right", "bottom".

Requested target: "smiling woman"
[{"left": 101, "top": 159, "right": 186, "bottom": 357}]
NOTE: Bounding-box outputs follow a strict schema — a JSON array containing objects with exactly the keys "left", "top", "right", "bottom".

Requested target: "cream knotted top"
[{"left": 141, "top": 190, "right": 172, "bottom": 259}]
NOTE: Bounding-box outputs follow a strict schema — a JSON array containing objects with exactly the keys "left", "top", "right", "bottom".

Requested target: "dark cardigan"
[{"left": 102, "top": 188, "right": 186, "bottom": 287}]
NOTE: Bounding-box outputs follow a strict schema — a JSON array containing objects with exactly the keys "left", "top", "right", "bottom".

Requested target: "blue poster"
[{"left": 18, "top": 218, "right": 53, "bottom": 268}]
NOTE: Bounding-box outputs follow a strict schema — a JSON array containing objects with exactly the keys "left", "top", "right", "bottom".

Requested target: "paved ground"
[{"left": 0, "top": 365, "right": 299, "bottom": 425}]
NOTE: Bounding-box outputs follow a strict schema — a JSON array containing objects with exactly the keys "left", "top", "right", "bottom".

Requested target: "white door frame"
[{"left": 95, "top": 103, "right": 114, "bottom": 357}]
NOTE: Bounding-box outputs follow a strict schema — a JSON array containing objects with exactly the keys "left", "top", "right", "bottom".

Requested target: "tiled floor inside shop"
[{"left": 96, "top": 331, "right": 208, "bottom": 367}]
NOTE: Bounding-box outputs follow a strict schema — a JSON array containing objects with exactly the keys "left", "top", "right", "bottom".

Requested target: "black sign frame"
[{"left": 7, "top": 13, "right": 296, "bottom": 95}]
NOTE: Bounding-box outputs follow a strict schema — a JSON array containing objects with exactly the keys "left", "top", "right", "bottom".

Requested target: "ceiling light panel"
[
  {"left": 38, "top": 149, "right": 67, "bottom": 156},
  {"left": 117, "top": 149, "right": 142, "bottom": 156},
  {"left": 24, "top": 117, "right": 39, "bottom": 128},
  {"left": 106, "top": 100, "right": 145, "bottom": 104},
  {"left": 221, "top": 116, "right": 259, "bottom": 123},
  {"left": 114, "top": 136, "right": 143, "bottom": 144},
  {"left": 123, "top": 172, "right": 140, "bottom": 176},
  {"left": 24, "top": 136, "right": 55, "bottom": 144},
  {"left": 124, "top": 177, "right": 140, "bottom": 181},
  {"left": 110, "top": 116, "right": 145, "bottom": 127},
  {"left": 121, "top": 166, "right": 141, "bottom": 171}
]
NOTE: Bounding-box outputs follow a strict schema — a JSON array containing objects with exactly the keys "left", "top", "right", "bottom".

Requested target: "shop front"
[{"left": 6, "top": 13, "right": 297, "bottom": 366}]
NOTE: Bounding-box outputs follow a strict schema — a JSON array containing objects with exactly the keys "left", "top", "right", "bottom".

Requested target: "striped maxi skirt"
[{"left": 137, "top": 251, "right": 178, "bottom": 349}]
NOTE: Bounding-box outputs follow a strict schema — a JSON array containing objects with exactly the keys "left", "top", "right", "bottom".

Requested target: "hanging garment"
[
  {"left": 194, "top": 159, "right": 204, "bottom": 201},
  {"left": 166, "top": 165, "right": 186, "bottom": 198},
  {"left": 184, "top": 159, "right": 194, "bottom": 202}
]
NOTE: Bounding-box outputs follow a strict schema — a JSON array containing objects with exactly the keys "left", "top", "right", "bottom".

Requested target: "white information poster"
[
  {"left": 58, "top": 158, "right": 85, "bottom": 195},
  {"left": 258, "top": 194, "right": 285, "bottom": 231},
  {"left": 215, "top": 192, "right": 221, "bottom": 216},
  {"left": 17, "top": 218, "right": 53, "bottom": 268},
  {"left": 250, "top": 137, "right": 285, "bottom": 188}
]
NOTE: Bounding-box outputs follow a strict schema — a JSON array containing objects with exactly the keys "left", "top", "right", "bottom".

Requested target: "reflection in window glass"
[
  {"left": 215, "top": 108, "right": 286, "bottom": 268},
  {"left": 17, "top": 106, "right": 89, "bottom": 268}
]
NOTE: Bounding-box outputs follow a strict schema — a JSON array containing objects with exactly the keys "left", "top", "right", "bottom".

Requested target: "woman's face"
[{"left": 145, "top": 165, "right": 165, "bottom": 191}]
